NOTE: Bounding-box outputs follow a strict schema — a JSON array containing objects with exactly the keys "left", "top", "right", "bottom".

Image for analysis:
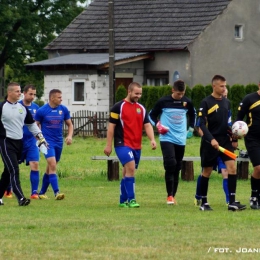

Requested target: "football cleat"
[
  {"left": 194, "top": 197, "right": 201, "bottom": 206},
  {"left": 38, "top": 194, "right": 48, "bottom": 199},
  {"left": 128, "top": 199, "right": 140, "bottom": 208},
  {"left": 119, "top": 202, "right": 129, "bottom": 208},
  {"left": 19, "top": 198, "right": 30, "bottom": 206},
  {"left": 250, "top": 197, "right": 260, "bottom": 210},
  {"left": 55, "top": 193, "right": 65, "bottom": 200},
  {"left": 228, "top": 201, "right": 246, "bottom": 211},
  {"left": 30, "top": 194, "right": 39, "bottom": 199},
  {"left": 4, "top": 191, "right": 13, "bottom": 199},
  {"left": 167, "top": 196, "right": 174, "bottom": 205},
  {"left": 200, "top": 203, "right": 213, "bottom": 211}
]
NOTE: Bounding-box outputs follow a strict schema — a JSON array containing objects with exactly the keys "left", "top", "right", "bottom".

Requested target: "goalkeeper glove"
[
  {"left": 186, "top": 127, "right": 194, "bottom": 139},
  {"left": 36, "top": 133, "right": 48, "bottom": 148},
  {"left": 156, "top": 121, "right": 169, "bottom": 135}
]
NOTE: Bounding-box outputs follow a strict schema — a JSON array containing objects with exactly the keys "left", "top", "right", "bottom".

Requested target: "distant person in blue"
[
  {"left": 19, "top": 84, "right": 40, "bottom": 199},
  {"left": 35, "top": 89, "right": 73, "bottom": 200}
]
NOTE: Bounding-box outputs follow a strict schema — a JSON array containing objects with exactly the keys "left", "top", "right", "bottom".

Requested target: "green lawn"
[{"left": 0, "top": 136, "right": 258, "bottom": 260}]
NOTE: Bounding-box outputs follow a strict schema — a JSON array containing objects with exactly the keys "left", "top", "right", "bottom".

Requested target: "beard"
[{"left": 129, "top": 96, "right": 139, "bottom": 103}]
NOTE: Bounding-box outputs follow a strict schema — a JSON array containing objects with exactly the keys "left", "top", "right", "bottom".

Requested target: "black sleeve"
[
  {"left": 187, "top": 100, "right": 196, "bottom": 128},
  {"left": 148, "top": 100, "right": 162, "bottom": 126},
  {"left": 24, "top": 106, "right": 35, "bottom": 124},
  {"left": 236, "top": 97, "right": 248, "bottom": 121},
  {"left": 108, "top": 102, "right": 121, "bottom": 125},
  {"left": 197, "top": 99, "right": 214, "bottom": 142}
]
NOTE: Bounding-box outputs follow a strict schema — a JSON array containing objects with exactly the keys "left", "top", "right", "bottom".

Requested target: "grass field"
[{"left": 0, "top": 136, "right": 259, "bottom": 260}]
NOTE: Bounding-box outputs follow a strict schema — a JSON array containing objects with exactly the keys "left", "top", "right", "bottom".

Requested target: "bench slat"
[{"left": 91, "top": 156, "right": 249, "bottom": 162}]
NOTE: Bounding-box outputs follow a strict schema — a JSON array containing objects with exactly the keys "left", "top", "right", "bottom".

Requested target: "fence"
[{"left": 63, "top": 110, "right": 109, "bottom": 138}]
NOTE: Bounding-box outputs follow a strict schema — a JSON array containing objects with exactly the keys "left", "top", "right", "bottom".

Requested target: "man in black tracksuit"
[{"left": 0, "top": 82, "right": 47, "bottom": 206}]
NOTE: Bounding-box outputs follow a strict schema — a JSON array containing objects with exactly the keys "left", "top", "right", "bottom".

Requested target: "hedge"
[{"left": 115, "top": 83, "right": 258, "bottom": 120}]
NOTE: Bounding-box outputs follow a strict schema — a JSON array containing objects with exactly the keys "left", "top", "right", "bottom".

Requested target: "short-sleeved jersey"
[
  {"left": 35, "top": 103, "right": 71, "bottom": 144},
  {"left": 149, "top": 95, "right": 196, "bottom": 145},
  {"left": 109, "top": 99, "right": 149, "bottom": 149},
  {"left": 236, "top": 92, "right": 260, "bottom": 138},
  {"left": 0, "top": 100, "right": 39, "bottom": 140},
  {"left": 19, "top": 101, "right": 39, "bottom": 143},
  {"left": 197, "top": 95, "right": 232, "bottom": 142}
]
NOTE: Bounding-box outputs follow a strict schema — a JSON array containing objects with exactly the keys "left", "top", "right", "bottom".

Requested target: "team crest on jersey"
[
  {"left": 33, "top": 109, "right": 36, "bottom": 113},
  {"left": 59, "top": 110, "right": 63, "bottom": 115},
  {"left": 19, "top": 108, "right": 23, "bottom": 114},
  {"left": 136, "top": 108, "right": 141, "bottom": 114},
  {"left": 183, "top": 102, "right": 187, "bottom": 107}
]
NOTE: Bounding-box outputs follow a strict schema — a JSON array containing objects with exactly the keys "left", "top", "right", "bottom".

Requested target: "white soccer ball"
[{"left": 232, "top": 121, "right": 248, "bottom": 137}]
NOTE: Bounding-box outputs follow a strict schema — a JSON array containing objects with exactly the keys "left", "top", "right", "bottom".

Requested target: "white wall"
[
  {"left": 43, "top": 72, "right": 109, "bottom": 114},
  {"left": 43, "top": 60, "right": 145, "bottom": 113}
]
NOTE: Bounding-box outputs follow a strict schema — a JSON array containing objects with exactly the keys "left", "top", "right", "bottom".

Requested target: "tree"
[{"left": 0, "top": 0, "right": 86, "bottom": 97}]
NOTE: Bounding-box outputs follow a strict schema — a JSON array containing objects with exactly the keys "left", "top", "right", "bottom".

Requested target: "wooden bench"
[{"left": 91, "top": 156, "right": 250, "bottom": 181}]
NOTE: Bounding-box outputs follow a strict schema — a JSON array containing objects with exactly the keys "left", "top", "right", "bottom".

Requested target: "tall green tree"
[{"left": 0, "top": 0, "right": 86, "bottom": 97}]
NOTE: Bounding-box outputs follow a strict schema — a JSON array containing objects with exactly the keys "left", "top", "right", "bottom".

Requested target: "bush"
[
  {"left": 34, "top": 99, "right": 45, "bottom": 107},
  {"left": 158, "top": 85, "right": 172, "bottom": 98},
  {"left": 230, "top": 84, "right": 245, "bottom": 120},
  {"left": 185, "top": 85, "right": 191, "bottom": 99},
  {"left": 191, "top": 84, "right": 206, "bottom": 111},
  {"left": 245, "top": 83, "right": 258, "bottom": 95},
  {"left": 115, "top": 85, "right": 127, "bottom": 102},
  {"left": 204, "top": 84, "right": 212, "bottom": 96},
  {"left": 139, "top": 86, "right": 149, "bottom": 106},
  {"left": 146, "top": 86, "right": 159, "bottom": 113}
]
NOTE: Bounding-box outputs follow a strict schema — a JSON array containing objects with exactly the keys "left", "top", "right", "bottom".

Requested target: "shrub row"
[{"left": 115, "top": 83, "right": 258, "bottom": 120}]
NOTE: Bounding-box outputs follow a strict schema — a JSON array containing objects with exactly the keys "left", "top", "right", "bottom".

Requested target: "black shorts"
[
  {"left": 245, "top": 136, "right": 260, "bottom": 167},
  {"left": 200, "top": 135, "right": 234, "bottom": 168}
]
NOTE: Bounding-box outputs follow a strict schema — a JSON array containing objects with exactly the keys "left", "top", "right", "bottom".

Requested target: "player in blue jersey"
[
  {"left": 19, "top": 85, "right": 40, "bottom": 199},
  {"left": 35, "top": 89, "right": 73, "bottom": 200},
  {"left": 149, "top": 80, "right": 196, "bottom": 205}
]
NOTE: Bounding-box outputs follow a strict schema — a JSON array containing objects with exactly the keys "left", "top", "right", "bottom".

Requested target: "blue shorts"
[
  {"left": 216, "top": 156, "right": 226, "bottom": 173},
  {"left": 44, "top": 142, "right": 63, "bottom": 162},
  {"left": 20, "top": 140, "right": 40, "bottom": 166},
  {"left": 115, "top": 146, "right": 141, "bottom": 169}
]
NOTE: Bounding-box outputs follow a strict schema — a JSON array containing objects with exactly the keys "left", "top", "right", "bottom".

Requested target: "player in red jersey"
[{"left": 104, "top": 82, "right": 156, "bottom": 208}]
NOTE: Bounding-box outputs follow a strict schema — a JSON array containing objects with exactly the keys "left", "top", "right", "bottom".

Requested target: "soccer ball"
[{"left": 232, "top": 121, "right": 248, "bottom": 137}]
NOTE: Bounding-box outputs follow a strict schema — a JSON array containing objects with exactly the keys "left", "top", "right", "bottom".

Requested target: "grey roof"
[
  {"left": 45, "top": 0, "right": 231, "bottom": 52},
  {"left": 26, "top": 52, "right": 149, "bottom": 67}
]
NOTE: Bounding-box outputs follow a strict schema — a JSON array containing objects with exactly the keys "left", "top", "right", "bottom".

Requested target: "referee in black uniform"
[
  {"left": 0, "top": 82, "right": 47, "bottom": 206},
  {"left": 197, "top": 75, "right": 246, "bottom": 211},
  {"left": 236, "top": 81, "right": 260, "bottom": 209}
]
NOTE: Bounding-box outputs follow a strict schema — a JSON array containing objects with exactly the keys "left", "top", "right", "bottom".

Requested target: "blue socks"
[
  {"left": 124, "top": 177, "right": 135, "bottom": 201},
  {"left": 39, "top": 173, "right": 50, "bottom": 195},
  {"left": 49, "top": 174, "right": 59, "bottom": 195},
  {"left": 120, "top": 178, "right": 128, "bottom": 203},
  {"left": 223, "top": 178, "right": 229, "bottom": 203},
  {"left": 30, "top": 170, "right": 39, "bottom": 195}
]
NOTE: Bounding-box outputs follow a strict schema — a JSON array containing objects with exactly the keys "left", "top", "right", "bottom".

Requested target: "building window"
[
  {"left": 72, "top": 80, "right": 85, "bottom": 104},
  {"left": 235, "top": 25, "right": 243, "bottom": 39},
  {"left": 145, "top": 71, "right": 169, "bottom": 86}
]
